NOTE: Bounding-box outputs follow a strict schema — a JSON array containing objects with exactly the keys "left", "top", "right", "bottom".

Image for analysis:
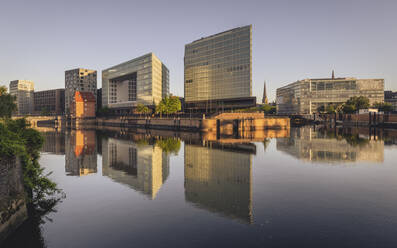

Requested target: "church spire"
[
  {"left": 262, "top": 80, "right": 268, "bottom": 104},
  {"left": 332, "top": 70, "right": 335, "bottom": 79}
]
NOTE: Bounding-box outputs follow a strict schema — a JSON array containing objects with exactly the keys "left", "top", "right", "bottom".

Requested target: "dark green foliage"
[
  {"left": 0, "top": 86, "right": 17, "bottom": 118},
  {"left": 0, "top": 118, "right": 60, "bottom": 204},
  {"left": 341, "top": 96, "right": 370, "bottom": 113},
  {"left": 373, "top": 102, "right": 393, "bottom": 112}
]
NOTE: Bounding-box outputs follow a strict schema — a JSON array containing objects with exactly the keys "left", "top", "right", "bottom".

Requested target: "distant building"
[
  {"left": 262, "top": 81, "right": 268, "bottom": 104},
  {"left": 65, "top": 68, "right": 97, "bottom": 114},
  {"left": 33, "top": 89, "right": 65, "bottom": 115},
  {"left": 276, "top": 73, "right": 384, "bottom": 115},
  {"left": 385, "top": 91, "right": 397, "bottom": 112},
  {"left": 184, "top": 25, "right": 255, "bottom": 112},
  {"left": 9, "top": 80, "right": 34, "bottom": 115},
  {"left": 102, "top": 53, "right": 169, "bottom": 113},
  {"left": 70, "top": 91, "right": 96, "bottom": 118}
]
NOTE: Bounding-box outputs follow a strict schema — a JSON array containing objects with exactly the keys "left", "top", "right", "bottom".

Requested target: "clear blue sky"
[{"left": 1, "top": 0, "right": 396, "bottom": 102}]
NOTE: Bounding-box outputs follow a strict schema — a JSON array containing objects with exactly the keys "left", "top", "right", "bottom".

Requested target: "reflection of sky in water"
[{"left": 6, "top": 127, "right": 397, "bottom": 248}]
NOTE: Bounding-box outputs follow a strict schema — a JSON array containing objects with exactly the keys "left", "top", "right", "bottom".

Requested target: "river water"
[{"left": 3, "top": 126, "right": 397, "bottom": 248}]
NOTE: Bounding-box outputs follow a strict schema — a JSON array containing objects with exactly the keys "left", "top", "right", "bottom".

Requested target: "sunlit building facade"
[
  {"left": 65, "top": 68, "right": 97, "bottom": 114},
  {"left": 102, "top": 53, "right": 169, "bottom": 111},
  {"left": 102, "top": 137, "right": 170, "bottom": 199},
  {"left": 184, "top": 25, "right": 255, "bottom": 111},
  {"left": 276, "top": 76, "right": 384, "bottom": 115},
  {"left": 184, "top": 143, "right": 253, "bottom": 223},
  {"left": 9, "top": 80, "right": 34, "bottom": 115}
]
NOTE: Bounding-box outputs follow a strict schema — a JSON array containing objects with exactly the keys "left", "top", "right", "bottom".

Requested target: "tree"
[
  {"left": 0, "top": 86, "right": 17, "bottom": 118},
  {"left": 156, "top": 95, "right": 181, "bottom": 116},
  {"left": 262, "top": 104, "right": 276, "bottom": 114},
  {"left": 373, "top": 102, "right": 393, "bottom": 113},
  {"left": 136, "top": 103, "right": 151, "bottom": 115},
  {"left": 341, "top": 96, "right": 370, "bottom": 114}
]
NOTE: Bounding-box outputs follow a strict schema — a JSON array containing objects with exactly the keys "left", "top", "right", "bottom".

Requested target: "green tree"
[
  {"left": 341, "top": 96, "right": 370, "bottom": 114},
  {"left": 156, "top": 95, "right": 181, "bottom": 116},
  {"left": 0, "top": 86, "right": 17, "bottom": 118},
  {"left": 262, "top": 104, "right": 276, "bottom": 114},
  {"left": 155, "top": 138, "right": 181, "bottom": 155},
  {"left": 136, "top": 103, "right": 151, "bottom": 115},
  {"left": 326, "top": 104, "right": 336, "bottom": 114},
  {"left": 373, "top": 102, "right": 393, "bottom": 112}
]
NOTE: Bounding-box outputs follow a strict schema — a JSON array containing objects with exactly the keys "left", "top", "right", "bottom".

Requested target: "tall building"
[
  {"left": 33, "top": 89, "right": 65, "bottom": 115},
  {"left": 276, "top": 73, "right": 384, "bottom": 115},
  {"left": 9, "top": 80, "right": 34, "bottom": 115},
  {"left": 184, "top": 25, "right": 255, "bottom": 112},
  {"left": 385, "top": 90, "right": 397, "bottom": 112},
  {"left": 65, "top": 68, "right": 97, "bottom": 114},
  {"left": 262, "top": 80, "right": 268, "bottom": 104},
  {"left": 102, "top": 53, "right": 169, "bottom": 113}
]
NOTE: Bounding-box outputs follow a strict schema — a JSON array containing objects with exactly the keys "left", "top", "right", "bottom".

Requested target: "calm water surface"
[{"left": 4, "top": 126, "right": 397, "bottom": 248}]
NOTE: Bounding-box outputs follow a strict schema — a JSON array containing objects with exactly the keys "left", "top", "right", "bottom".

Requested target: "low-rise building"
[
  {"left": 385, "top": 91, "right": 397, "bottom": 112},
  {"left": 70, "top": 91, "right": 96, "bottom": 118},
  {"left": 9, "top": 80, "right": 34, "bottom": 115},
  {"left": 33, "top": 89, "right": 65, "bottom": 115},
  {"left": 276, "top": 74, "right": 384, "bottom": 115}
]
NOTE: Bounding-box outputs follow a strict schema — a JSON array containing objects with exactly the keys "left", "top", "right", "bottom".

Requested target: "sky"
[{"left": 0, "top": 0, "right": 396, "bottom": 102}]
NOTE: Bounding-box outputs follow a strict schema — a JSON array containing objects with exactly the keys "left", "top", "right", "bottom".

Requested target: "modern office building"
[
  {"left": 276, "top": 73, "right": 384, "bottom": 115},
  {"left": 184, "top": 25, "right": 255, "bottom": 112},
  {"left": 184, "top": 142, "right": 253, "bottom": 223},
  {"left": 9, "top": 80, "right": 34, "bottom": 115},
  {"left": 102, "top": 137, "right": 170, "bottom": 199},
  {"left": 102, "top": 53, "right": 169, "bottom": 112},
  {"left": 65, "top": 68, "right": 97, "bottom": 114},
  {"left": 385, "top": 91, "right": 397, "bottom": 112},
  {"left": 33, "top": 89, "right": 65, "bottom": 115}
]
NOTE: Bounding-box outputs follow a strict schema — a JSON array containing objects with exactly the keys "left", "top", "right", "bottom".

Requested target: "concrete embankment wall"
[
  {"left": 321, "top": 113, "right": 397, "bottom": 127},
  {"left": 0, "top": 158, "right": 28, "bottom": 243}
]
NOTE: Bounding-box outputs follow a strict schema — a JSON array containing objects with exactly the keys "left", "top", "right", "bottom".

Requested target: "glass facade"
[
  {"left": 102, "top": 53, "right": 169, "bottom": 108},
  {"left": 276, "top": 77, "right": 385, "bottom": 114},
  {"left": 184, "top": 25, "right": 252, "bottom": 102}
]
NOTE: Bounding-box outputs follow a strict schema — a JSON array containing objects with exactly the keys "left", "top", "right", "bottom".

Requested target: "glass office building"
[
  {"left": 102, "top": 53, "right": 169, "bottom": 111},
  {"left": 184, "top": 25, "right": 255, "bottom": 111},
  {"left": 276, "top": 76, "right": 384, "bottom": 115}
]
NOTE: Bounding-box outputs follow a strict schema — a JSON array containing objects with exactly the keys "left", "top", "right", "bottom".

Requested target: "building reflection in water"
[
  {"left": 277, "top": 126, "right": 384, "bottom": 163},
  {"left": 184, "top": 141, "right": 254, "bottom": 223},
  {"left": 40, "top": 131, "right": 65, "bottom": 155},
  {"left": 102, "top": 137, "right": 170, "bottom": 199},
  {"left": 65, "top": 130, "right": 97, "bottom": 176}
]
